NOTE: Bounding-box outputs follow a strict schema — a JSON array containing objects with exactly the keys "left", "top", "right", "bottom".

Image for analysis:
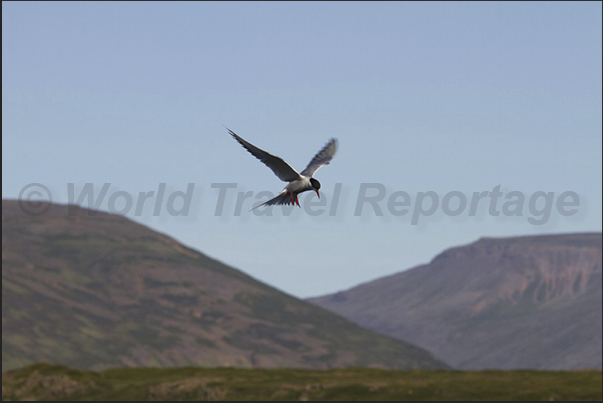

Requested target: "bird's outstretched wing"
[
  {"left": 228, "top": 129, "right": 301, "bottom": 182},
  {"left": 300, "top": 138, "right": 338, "bottom": 177}
]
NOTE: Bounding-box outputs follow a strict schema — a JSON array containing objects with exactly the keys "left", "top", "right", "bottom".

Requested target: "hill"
[
  {"left": 1, "top": 200, "right": 446, "bottom": 371},
  {"left": 309, "top": 233, "right": 602, "bottom": 369}
]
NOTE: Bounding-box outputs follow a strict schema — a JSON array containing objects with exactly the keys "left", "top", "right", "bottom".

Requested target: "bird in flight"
[{"left": 227, "top": 128, "right": 338, "bottom": 209}]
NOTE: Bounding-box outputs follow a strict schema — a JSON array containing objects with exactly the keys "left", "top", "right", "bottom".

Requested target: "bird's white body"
[{"left": 284, "top": 176, "right": 313, "bottom": 195}]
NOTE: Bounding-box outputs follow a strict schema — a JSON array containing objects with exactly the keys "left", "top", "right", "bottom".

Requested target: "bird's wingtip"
[{"left": 225, "top": 126, "right": 239, "bottom": 140}]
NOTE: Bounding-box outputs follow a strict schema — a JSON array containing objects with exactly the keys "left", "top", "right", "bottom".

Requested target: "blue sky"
[{"left": 3, "top": 2, "right": 602, "bottom": 298}]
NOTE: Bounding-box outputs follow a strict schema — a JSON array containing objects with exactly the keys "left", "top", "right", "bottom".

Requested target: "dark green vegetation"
[
  {"left": 2, "top": 363, "right": 601, "bottom": 401},
  {"left": 2, "top": 200, "right": 445, "bottom": 371},
  {"left": 310, "top": 233, "right": 603, "bottom": 370}
]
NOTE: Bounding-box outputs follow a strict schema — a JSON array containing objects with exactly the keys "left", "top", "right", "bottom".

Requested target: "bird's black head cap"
[{"left": 310, "top": 178, "right": 321, "bottom": 190}]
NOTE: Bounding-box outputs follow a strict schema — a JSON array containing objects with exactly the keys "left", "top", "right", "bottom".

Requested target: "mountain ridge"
[{"left": 309, "top": 233, "right": 602, "bottom": 370}]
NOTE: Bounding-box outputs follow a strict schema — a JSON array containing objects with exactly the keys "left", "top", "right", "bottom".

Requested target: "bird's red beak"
[{"left": 316, "top": 190, "right": 320, "bottom": 199}]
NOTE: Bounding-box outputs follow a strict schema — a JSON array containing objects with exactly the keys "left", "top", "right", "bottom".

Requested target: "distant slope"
[
  {"left": 1, "top": 200, "right": 446, "bottom": 371},
  {"left": 309, "top": 234, "right": 602, "bottom": 370}
]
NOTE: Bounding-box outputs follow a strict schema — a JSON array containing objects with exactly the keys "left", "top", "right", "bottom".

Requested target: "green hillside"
[{"left": 2, "top": 200, "right": 445, "bottom": 371}]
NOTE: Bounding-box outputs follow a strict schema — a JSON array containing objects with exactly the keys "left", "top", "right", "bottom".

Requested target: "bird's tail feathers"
[{"left": 250, "top": 191, "right": 294, "bottom": 211}]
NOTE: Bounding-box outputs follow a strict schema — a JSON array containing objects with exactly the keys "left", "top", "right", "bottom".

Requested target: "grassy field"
[{"left": 2, "top": 363, "right": 601, "bottom": 401}]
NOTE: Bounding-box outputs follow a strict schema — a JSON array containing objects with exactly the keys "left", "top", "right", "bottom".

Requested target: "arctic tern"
[{"left": 227, "top": 128, "right": 338, "bottom": 209}]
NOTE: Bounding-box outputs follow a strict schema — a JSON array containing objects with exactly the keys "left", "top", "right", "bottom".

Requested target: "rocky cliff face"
[
  {"left": 309, "top": 234, "right": 602, "bottom": 369},
  {"left": 2, "top": 200, "right": 446, "bottom": 371}
]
